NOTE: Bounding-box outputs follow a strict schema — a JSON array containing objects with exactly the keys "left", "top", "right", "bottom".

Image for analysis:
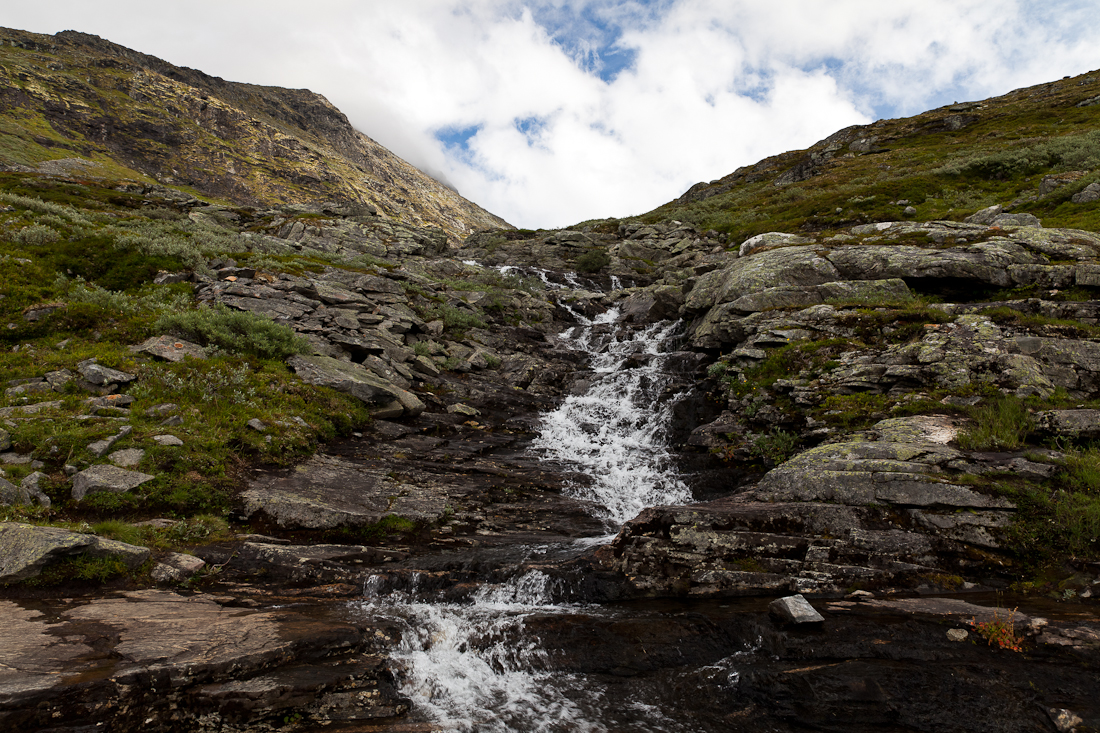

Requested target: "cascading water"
[
  {"left": 531, "top": 306, "right": 692, "bottom": 526},
  {"left": 358, "top": 279, "right": 703, "bottom": 731}
]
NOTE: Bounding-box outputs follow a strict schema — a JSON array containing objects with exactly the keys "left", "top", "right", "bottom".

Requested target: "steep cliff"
[{"left": 0, "top": 27, "right": 509, "bottom": 242}]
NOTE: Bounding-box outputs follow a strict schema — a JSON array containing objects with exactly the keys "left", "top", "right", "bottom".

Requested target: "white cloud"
[{"left": 4, "top": 1, "right": 1100, "bottom": 229}]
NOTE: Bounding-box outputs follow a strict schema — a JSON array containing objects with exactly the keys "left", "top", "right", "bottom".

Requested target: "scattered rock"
[
  {"left": 71, "top": 465, "right": 156, "bottom": 501},
  {"left": 247, "top": 418, "right": 267, "bottom": 432},
  {"left": 965, "top": 204, "right": 1003, "bottom": 225},
  {"left": 1047, "top": 708, "right": 1084, "bottom": 733},
  {"left": 0, "top": 429, "right": 9, "bottom": 452},
  {"left": 768, "top": 594, "right": 825, "bottom": 624},
  {"left": 152, "top": 434, "right": 184, "bottom": 446},
  {"left": 447, "top": 403, "right": 481, "bottom": 417}
]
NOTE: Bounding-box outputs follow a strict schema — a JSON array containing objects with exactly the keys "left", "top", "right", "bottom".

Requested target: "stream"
[{"left": 357, "top": 294, "right": 716, "bottom": 731}]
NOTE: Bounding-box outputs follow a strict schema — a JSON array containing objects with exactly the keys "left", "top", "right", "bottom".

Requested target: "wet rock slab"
[{"left": 0, "top": 589, "right": 405, "bottom": 731}]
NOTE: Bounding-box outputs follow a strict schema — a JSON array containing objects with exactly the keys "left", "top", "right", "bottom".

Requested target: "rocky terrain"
[{"left": 1, "top": 29, "right": 1099, "bottom": 733}]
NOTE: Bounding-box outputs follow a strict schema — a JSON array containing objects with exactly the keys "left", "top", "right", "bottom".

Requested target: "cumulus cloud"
[{"left": 4, "top": 1, "right": 1100, "bottom": 229}]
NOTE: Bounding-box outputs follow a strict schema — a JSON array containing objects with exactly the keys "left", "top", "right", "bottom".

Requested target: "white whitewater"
[
  {"left": 359, "top": 287, "right": 696, "bottom": 731},
  {"left": 531, "top": 306, "right": 692, "bottom": 526}
]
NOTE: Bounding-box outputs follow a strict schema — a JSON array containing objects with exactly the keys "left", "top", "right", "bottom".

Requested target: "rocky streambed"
[{"left": 3, "top": 203, "right": 1100, "bottom": 731}]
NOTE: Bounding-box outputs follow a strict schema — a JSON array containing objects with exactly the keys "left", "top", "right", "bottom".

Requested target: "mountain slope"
[
  {"left": 0, "top": 27, "right": 508, "bottom": 242},
  {"left": 630, "top": 68, "right": 1100, "bottom": 242}
]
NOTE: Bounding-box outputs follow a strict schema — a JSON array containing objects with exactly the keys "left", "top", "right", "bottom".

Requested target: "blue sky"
[{"left": 6, "top": 1, "right": 1100, "bottom": 230}]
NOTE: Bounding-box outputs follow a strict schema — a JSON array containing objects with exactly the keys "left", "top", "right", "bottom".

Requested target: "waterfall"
[
  {"left": 358, "top": 284, "right": 699, "bottom": 731},
  {"left": 531, "top": 307, "right": 692, "bottom": 526}
]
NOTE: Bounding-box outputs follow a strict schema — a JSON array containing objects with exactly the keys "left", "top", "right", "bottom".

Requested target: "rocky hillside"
[
  {"left": 0, "top": 27, "right": 509, "bottom": 242},
  {"left": 1, "top": 51, "right": 1100, "bottom": 732}
]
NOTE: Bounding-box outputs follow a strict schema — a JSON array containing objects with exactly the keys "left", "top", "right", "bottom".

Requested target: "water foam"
[{"left": 532, "top": 310, "right": 692, "bottom": 526}]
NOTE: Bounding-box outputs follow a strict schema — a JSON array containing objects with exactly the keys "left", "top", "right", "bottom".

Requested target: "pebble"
[
  {"left": 153, "top": 435, "right": 184, "bottom": 447},
  {"left": 946, "top": 628, "right": 969, "bottom": 642}
]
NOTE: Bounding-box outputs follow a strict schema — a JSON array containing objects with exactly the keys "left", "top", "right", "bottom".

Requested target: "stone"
[
  {"left": 1035, "top": 409, "right": 1100, "bottom": 438},
  {"left": 287, "top": 354, "right": 424, "bottom": 418},
  {"left": 903, "top": 205, "right": 917, "bottom": 216},
  {"left": 965, "top": 204, "right": 1003, "bottom": 225},
  {"left": 1071, "top": 182, "right": 1100, "bottom": 204},
  {"left": 107, "top": 448, "right": 145, "bottom": 467},
  {"left": 71, "top": 464, "right": 156, "bottom": 501},
  {"left": 991, "top": 212, "right": 1042, "bottom": 228},
  {"left": 768, "top": 594, "right": 825, "bottom": 624},
  {"left": 132, "top": 335, "right": 206, "bottom": 362},
  {"left": 19, "top": 472, "right": 51, "bottom": 508},
  {"left": 0, "top": 400, "right": 62, "bottom": 418},
  {"left": 153, "top": 434, "right": 185, "bottom": 446},
  {"left": 946, "top": 628, "right": 969, "bottom": 642},
  {"left": 77, "top": 358, "right": 136, "bottom": 386},
  {"left": 160, "top": 415, "right": 185, "bottom": 427},
  {"left": 1047, "top": 709, "right": 1084, "bottom": 733},
  {"left": 0, "top": 522, "right": 150, "bottom": 583},
  {"left": 0, "top": 429, "right": 8, "bottom": 452},
  {"left": 151, "top": 552, "right": 206, "bottom": 582},
  {"left": 87, "top": 425, "right": 133, "bottom": 458},
  {"left": 247, "top": 418, "right": 267, "bottom": 432},
  {"left": 447, "top": 403, "right": 481, "bottom": 416}
]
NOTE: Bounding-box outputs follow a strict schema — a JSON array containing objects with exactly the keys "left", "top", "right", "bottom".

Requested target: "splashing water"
[
  {"left": 360, "top": 571, "right": 606, "bottom": 733},
  {"left": 531, "top": 308, "right": 692, "bottom": 526}
]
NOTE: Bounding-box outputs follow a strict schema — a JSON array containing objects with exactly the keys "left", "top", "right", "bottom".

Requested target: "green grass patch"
[
  {"left": 155, "top": 304, "right": 311, "bottom": 360},
  {"left": 957, "top": 397, "right": 1032, "bottom": 450}
]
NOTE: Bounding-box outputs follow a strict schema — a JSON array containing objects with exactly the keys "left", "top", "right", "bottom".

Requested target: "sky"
[{"left": 5, "top": 1, "right": 1100, "bottom": 229}]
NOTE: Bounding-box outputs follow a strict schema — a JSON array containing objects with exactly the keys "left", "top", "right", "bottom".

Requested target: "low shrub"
[{"left": 156, "top": 304, "right": 310, "bottom": 360}]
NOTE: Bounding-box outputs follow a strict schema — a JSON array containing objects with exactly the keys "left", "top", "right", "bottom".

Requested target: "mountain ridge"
[{"left": 0, "top": 26, "right": 509, "bottom": 242}]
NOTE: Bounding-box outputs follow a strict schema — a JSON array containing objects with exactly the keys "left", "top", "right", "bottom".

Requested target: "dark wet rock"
[
  {"left": 0, "top": 590, "right": 404, "bottom": 731},
  {"left": 233, "top": 542, "right": 387, "bottom": 581},
  {"left": 71, "top": 464, "right": 155, "bottom": 501},
  {"left": 0, "top": 522, "right": 149, "bottom": 583},
  {"left": 769, "top": 594, "right": 825, "bottom": 624}
]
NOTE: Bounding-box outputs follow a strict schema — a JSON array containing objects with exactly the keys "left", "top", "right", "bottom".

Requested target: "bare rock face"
[{"left": 0, "top": 522, "right": 149, "bottom": 583}]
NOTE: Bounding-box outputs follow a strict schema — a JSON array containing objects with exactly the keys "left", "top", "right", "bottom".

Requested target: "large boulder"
[
  {"left": 287, "top": 355, "right": 425, "bottom": 418},
  {"left": 0, "top": 522, "right": 149, "bottom": 583}
]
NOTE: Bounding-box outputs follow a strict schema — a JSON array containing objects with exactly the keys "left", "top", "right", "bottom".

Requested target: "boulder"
[
  {"left": 77, "top": 358, "right": 136, "bottom": 386},
  {"left": 132, "top": 335, "right": 207, "bottom": 362},
  {"left": 71, "top": 465, "right": 156, "bottom": 501},
  {"left": 287, "top": 354, "right": 424, "bottom": 418},
  {"left": 965, "top": 204, "right": 1003, "bottom": 225},
  {"left": 0, "top": 522, "right": 149, "bottom": 583},
  {"left": 1071, "top": 182, "right": 1100, "bottom": 204},
  {"left": 1035, "top": 409, "right": 1100, "bottom": 439},
  {"left": 991, "top": 212, "right": 1042, "bottom": 228},
  {"left": 739, "top": 232, "right": 810, "bottom": 258},
  {"left": 769, "top": 594, "right": 825, "bottom": 624},
  {"left": 87, "top": 425, "right": 133, "bottom": 458}
]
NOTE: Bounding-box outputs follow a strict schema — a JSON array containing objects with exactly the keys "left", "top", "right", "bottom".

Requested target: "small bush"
[
  {"left": 13, "top": 224, "right": 61, "bottom": 246},
  {"left": 156, "top": 304, "right": 310, "bottom": 360},
  {"left": 575, "top": 248, "right": 611, "bottom": 273}
]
